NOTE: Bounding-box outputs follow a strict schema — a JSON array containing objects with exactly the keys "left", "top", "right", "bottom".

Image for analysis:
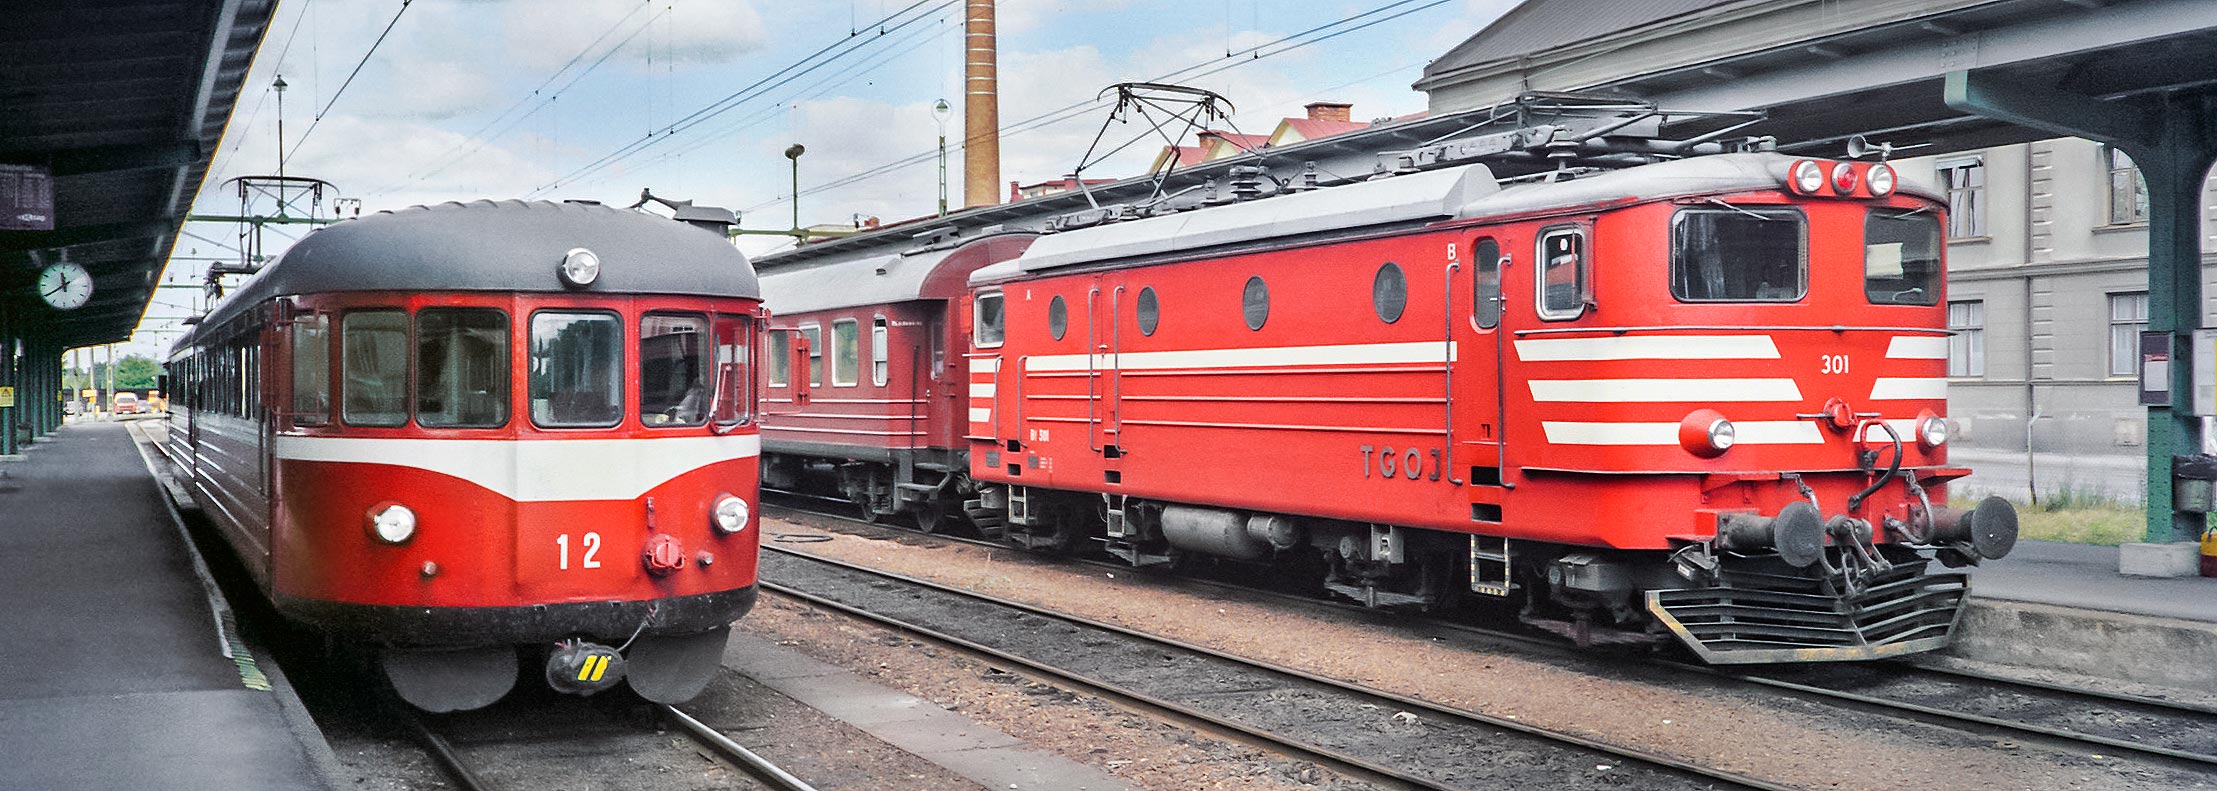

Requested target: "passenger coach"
[{"left": 166, "top": 200, "right": 769, "bottom": 710}]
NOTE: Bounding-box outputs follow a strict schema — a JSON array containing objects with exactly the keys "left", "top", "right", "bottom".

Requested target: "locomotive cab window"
[
  {"left": 831, "top": 319, "right": 860, "bottom": 387},
  {"left": 974, "top": 291, "right": 1005, "bottom": 347},
  {"left": 1536, "top": 227, "right": 1588, "bottom": 320},
  {"left": 290, "top": 313, "right": 330, "bottom": 426},
  {"left": 417, "top": 308, "right": 510, "bottom": 428},
  {"left": 640, "top": 313, "right": 709, "bottom": 426},
  {"left": 1866, "top": 209, "right": 1944, "bottom": 305},
  {"left": 528, "top": 311, "right": 623, "bottom": 428},
  {"left": 1473, "top": 238, "right": 1503, "bottom": 329},
  {"left": 715, "top": 314, "right": 754, "bottom": 426},
  {"left": 1670, "top": 207, "right": 1807, "bottom": 302},
  {"left": 342, "top": 310, "right": 409, "bottom": 427}
]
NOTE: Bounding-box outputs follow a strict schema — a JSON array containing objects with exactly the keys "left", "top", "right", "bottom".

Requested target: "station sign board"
[
  {"left": 0, "top": 387, "right": 14, "bottom": 408},
  {"left": 0, "top": 164, "right": 54, "bottom": 231}
]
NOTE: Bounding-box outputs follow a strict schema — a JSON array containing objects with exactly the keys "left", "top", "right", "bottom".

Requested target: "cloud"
[
  {"left": 206, "top": 114, "right": 568, "bottom": 214},
  {"left": 499, "top": 0, "right": 768, "bottom": 72}
]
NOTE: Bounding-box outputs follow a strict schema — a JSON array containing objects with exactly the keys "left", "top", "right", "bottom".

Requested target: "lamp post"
[
  {"left": 784, "top": 143, "right": 806, "bottom": 233},
  {"left": 273, "top": 74, "right": 288, "bottom": 180},
  {"left": 933, "top": 98, "right": 951, "bottom": 216}
]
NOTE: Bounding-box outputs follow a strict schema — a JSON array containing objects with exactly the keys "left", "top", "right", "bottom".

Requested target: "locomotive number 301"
[{"left": 1359, "top": 445, "right": 1444, "bottom": 481}]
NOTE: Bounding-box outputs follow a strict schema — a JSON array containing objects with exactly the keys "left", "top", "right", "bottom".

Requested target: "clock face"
[{"left": 38, "top": 262, "right": 92, "bottom": 311}]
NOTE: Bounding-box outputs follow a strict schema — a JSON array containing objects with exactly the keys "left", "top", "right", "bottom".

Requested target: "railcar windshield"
[
  {"left": 529, "top": 311, "right": 623, "bottom": 428},
  {"left": 342, "top": 310, "right": 409, "bottom": 427},
  {"left": 417, "top": 308, "right": 509, "bottom": 428},
  {"left": 1670, "top": 207, "right": 1807, "bottom": 302},
  {"left": 1865, "top": 208, "right": 1944, "bottom": 305},
  {"left": 641, "top": 313, "right": 709, "bottom": 426}
]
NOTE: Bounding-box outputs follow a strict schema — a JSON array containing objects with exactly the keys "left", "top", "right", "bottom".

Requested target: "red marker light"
[{"left": 1831, "top": 162, "right": 1861, "bottom": 195}]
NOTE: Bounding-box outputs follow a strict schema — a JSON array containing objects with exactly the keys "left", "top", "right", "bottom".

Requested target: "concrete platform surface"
[
  {"left": 723, "top": 632, "right": 1142, "bottom": 791},
  {"left": 1966, "top": 539, "right": 2217, "bottom": 622},
  {"left": 0, "top": 422, "right": 335, "bottom": 791}
]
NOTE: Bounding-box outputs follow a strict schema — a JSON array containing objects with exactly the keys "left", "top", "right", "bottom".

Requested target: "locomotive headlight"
[
  {"left": 711, "top": 493, "right": 749, "bottom": 534},
  {"left": 1866, "top": 163, "right": 1897, "bottom": 197},
  {"left": 1917, "top": 413, "right": 1949, "bottom": 449},
  {"left": 367, "top": 501, "right": 416, "bottom": 544},
  {"left": 1789, "top": 160, "right": 1826, "bottom": 194},
  {"left": 1679, "top": 409, "right": 1735, "bottom": 458},
  {"left": 558, "top": 247, "right": 601, "bottom": 288}
]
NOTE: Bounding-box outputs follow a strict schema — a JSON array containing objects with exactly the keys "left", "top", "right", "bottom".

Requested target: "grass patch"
[{"left": 1952, "top": 494, "right": 2159, "bottom": 545}]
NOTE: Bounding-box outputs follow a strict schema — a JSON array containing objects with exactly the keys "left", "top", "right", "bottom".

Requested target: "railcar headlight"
[
  {"left": 1866, "top": 163, "right": 1897, "bottom": 197},
  {"left": 711, "top": 493, "right": 749, "bottom": 534},
  {"left": 558, "top": 247, "right": 601, "bottom": 288},
  {"left": 1680, "top": 409, "right": 1735, "bottom": 458},
  {"left": 1789, "top": 160, "right": 1826, "bottom": 194},
  {"left": 367, "top": 502, "right": 416, "bottom": 544},
  {"left": 1917, "top": 413, "right": 1949, "bottom": 449}
]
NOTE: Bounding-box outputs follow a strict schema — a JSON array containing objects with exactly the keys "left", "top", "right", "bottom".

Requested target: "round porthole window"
[
  {"left": 1136, "top": 287, "right": 1159, "bottom": 336},
  {"left": 1048, "top": 295, "right": 1068, "bottom": 341},
  {"left": 1373, "top": 262, "right": 1407, "bottom": 323},
  {"left": 1241, "top": 276, "right": 1268, "bottom": 331}
]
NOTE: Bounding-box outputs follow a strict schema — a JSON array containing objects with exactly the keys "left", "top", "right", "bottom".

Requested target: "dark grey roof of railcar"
[{"left": 178, "top": 200, "right": 757, "bottom": 347}]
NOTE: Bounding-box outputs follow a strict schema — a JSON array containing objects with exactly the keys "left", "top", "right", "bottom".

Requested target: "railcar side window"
[
  {"left": 1474, "top": 238, "right": 1502, "bottom": 329},
  {"left": 416, "top": 308, "right": 510, "bottom": 428},
  {"left": 1536, "top": 228, "right": 1587, "bottom": 320},
  {"left": 1242, "top": 276, "right": 1269, "bottom": 330},
  {"left": 1865, "top": 209, "right": 1944, "bottom": 305},
  {"left": 801, "top": 324, "right": 824, "bottom": 386},
  {"left": 974, "top": 292, "right": 1005, "bottom": 347},
  {"left": 1136, "top": 287, "right": 1160, "bottom": 336},
  {"left": 1670, "top": 207, "right": 1807, "bottom": 302},
  {"left": 871, "top": 316, "right": 890, "bottom": 386},
  {"left": 715, "top": 314, "right": 754, "bottom": 426},
  {"left": 528, "top": 311, "right": 623, "bottom": 428},
  {"left": 832, "top": 319, "right": 860, "bottom": 387},
  {"left": 1373, "top": 263, "right": 1407, "bottom": 324},
  {"left": 342, "top": 310, "right": 409, "bottom": 427},
  {"left": 640, "top": 313, "right": 709, "bottom": 426},
  {"left": 768, "top": 331, "right": 790, "bottom": 387},
  {"left": 291, "top": 314, "right": 329, "bottom": 426}
]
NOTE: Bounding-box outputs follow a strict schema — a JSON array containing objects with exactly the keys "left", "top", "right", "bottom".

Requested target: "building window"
[
  {"left": 1938, "top": 159, "right": 1985, "bottom": 238},
  {"left": 1947, "top": 301, "right": 1984, "bottom": 378},
  {"left": 2105, "top": 145, "right": 2148, "bottom": 225},
  {"left": 2110, "top": 292, "right": 2149, "bottom": 377}
]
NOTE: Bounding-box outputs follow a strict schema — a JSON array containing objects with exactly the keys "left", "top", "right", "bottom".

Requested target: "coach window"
[
  {"left": 1536, "top": 227, "right": 1587, "bottom": 320},
  {"left": 1242, "top": 275, "right": 1269, "bottom": 330},
  {"left": 1473, "top": 238, "right": 1502, "bottom": 329},
  {"left": 832, "top": 319, "right": 860, "bottom": 387},
  {"left": 1136, "top": 287, "right": 1159, "bottom": 336},
  {"left": 870, "top": 316, "right": 890, "bottom": 386},
  {"left": 1670, "top": 207, "right": 1807, "bottom": 302},
  {"left": 1865, "top": 208, "right": 1943, "bottom": 306},
  {"left": 529, "top": 311, "right": 623, "bottom": 428},
  {"left": 290, "top": 314, "right": 329, "bottom": 426},
  {"left": 416, "top": 308, "right": 510, "bottom": 428},
  {"left": 715, "top": 314, "right": 754, "bottom": 426},
  {"left": 1373, "top": 262, "right": 1407, "bottom": 323},
  {"left": 974, "top": 291, "right": 1005, "bottom": 347},
  {"left": 768, "top": 330, "right": 790, "bottom": 387},
  {"left": 640, "top": 313, "right": 709, "bottom": 426},
  {"left": 342, "top": 310, "right": 410, "bottom": 427},
  {"left": 801, "top": 323, "right": 824, "bottom": 386}
]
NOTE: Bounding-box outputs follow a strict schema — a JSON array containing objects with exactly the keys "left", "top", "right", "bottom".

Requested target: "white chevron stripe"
[
  {"left": 1528, "top": 378, "right": 1801, "bottom": 403},
  {"left": 1540, "top": 420, "right": 1824, "bottom": 446},
  {"left": 1514, "top": 335, "right": 1778, "bottom": 361},
  {"left": 1885, "top": 336, "right": 1950, "bottom": 359},
  {"left": 968, "top": 407, "right": 993, "bottom": 424},
  {"left": 1870, "top": 378, "right": 1948, "bottom": 400}
]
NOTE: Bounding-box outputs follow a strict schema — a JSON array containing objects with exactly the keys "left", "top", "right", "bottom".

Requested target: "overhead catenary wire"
[{"left": 288, "top": 0, "right": 414, "bottom": 160}]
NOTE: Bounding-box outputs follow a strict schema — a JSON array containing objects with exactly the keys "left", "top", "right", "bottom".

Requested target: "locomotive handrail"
[
  {"left": 1514, "top": 324, "right": 1953, "bottom": 336},
  {"left": 1492, "top": 253, "right": 1514, "bottom": 490},
  {"left": 1441, "top": 258, "right": 1463, "bottom": 486},
  {"left": 1085, "top": 286, "right": 1103, "bottom": 453},
  {"left": 1110, "top": 285, "right": 1125, "bottom": 445}
]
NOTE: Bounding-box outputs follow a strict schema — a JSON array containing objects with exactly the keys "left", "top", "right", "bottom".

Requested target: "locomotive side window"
[
  {"left": 640, "top": 313, "right": 709, "bottom": 426},
  {"left": 974, "top": 291, "right": 1005, "bottom": 347},
  {"left": 1373, "top": 263, "right": 1407, "bottom": 324},
  {"left": 1474, "top": 238, "right": 1502, "bottom": 329},
  {"left": 1865, "top": 209, "right": 1943, "bottom": 305},
  {"left": 1242, "top": 275, "right": 1269, "bottom": 330},
  {"left": 417, "top": 308, "right": 510, "bottom": 428},
  {"left": 768, "top": 331, "right": 790, "bottom": 387},
  {"left": 832, "top": 319, "right": 860, "bottom": 387},
  {"left": 871, "top": 316, "right": 890, "bottom": 387},
  {"left": 291, "top": 315, "right": 331, "bottom": 426},
  {"left": 1048, "top": 295, "right": 1069, "bottom": 341},
  {"left": 801, "top": 323, "right": 824, "bottom": 386},
  {"left": 1669, "top": 207, "right": 1807, "bottom": 302},
  {"left": 715, "top": 314, "right": 754, "bottom": 426},
  {"left": 1136, "top": 287, "right": 1160, "bottom": 336},
  {"left": 342, "top": 310, "right": 410, "bottom": 427},
  {"left": 528, "top": 311, "right": 623, "bottom": 428},
  {"left": 1536, "top": 227, "right": 1587, "bottom": 320}
]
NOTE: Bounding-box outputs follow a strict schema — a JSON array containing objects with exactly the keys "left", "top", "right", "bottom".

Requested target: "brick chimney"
[{"left": 1304, "top": 101, "right": 1352, "bottom": 123}]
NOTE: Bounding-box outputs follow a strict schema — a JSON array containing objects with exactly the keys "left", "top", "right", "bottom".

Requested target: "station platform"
[
  {"left": 0, "top": 421, "right": 337, "bottom": 791},
  {"left": 1952, "top": 540, "right": 2217, "bottom": 692}
]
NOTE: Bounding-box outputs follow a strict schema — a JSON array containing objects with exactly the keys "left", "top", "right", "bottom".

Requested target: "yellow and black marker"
[{"left": 545, "top": 640, "right": 626, "bottom": 696}]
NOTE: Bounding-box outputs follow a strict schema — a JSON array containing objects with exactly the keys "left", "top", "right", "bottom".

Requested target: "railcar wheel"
[
  {"left": 381, "top": 645, "right": 519, "bottom": 713},
  {"left": 853, "top": 495, "right": 884, "bottom": 524},
  {"left": 913, "top": 499, "right": 947, "bottom": 534},
  {"left": 625, "top": 626, "right": 731, "bottom": 704}
]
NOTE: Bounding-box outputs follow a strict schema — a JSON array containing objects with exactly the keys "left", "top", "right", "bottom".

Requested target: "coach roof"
[{"left": 186, "top": 200, "right": 758, "bottom": 336}]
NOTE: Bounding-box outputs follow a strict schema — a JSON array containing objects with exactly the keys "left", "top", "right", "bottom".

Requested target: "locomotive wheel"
[
  {"left": 625, "top": 626, "right": 731, "bottom": 704},
  {"left": 913, "top": 499, "right": 947, "bottom": 534},
  {"left": 853, "top": 494, "right": 884, "bottom": 524},
  {"left": 381, "top": 645, "right": 519, "bottom": 713}
]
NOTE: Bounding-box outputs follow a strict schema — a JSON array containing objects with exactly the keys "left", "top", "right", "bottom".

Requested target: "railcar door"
[
  {"left": 1459, "top": 235, "right": 1515, "bottom": 594},
  {"left": 1083, "top": 278, "right": 1123, "bottom": 459}
]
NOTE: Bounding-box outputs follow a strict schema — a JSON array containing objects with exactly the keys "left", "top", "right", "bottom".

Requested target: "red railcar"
[
  {"left": 957, "top": 150, "right": 2018, "bottom": 663},
  {"left": 165, "top": 200, "right": 768, "bottom": 710},
  {"left": 756, "top": 233, "right": 1036, "bottom": 529}
]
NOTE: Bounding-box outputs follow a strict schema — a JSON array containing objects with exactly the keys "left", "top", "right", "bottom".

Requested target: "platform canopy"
[{"left": 0, "top": 0, "right": 278, "bottom": 349}]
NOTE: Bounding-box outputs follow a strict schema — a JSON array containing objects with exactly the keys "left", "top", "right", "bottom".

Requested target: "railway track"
[
  {"left": 760, "top": 543, "right": 1800, "bottom": 791},
  {"left": 406, "top": 699, "right": 820, "bottom": 791},
  {"left": 763, "top": 499, "right": 2217, "bottom": 772}
]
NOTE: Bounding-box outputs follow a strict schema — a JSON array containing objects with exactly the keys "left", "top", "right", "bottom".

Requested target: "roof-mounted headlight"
[
  {"left": 1866, "top": 163, "right": 1897, "bottom": 197},
  {"left": 558, "top": 247, "right": 601, "bottom": 288},
  {"left": 1789, "top": 160, "right": 1826, "bottom": 195}
]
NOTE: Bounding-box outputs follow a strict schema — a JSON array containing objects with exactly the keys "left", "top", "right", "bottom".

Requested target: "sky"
[{"left": 129, "top": 0, "right": 1518, "bottom": 359}]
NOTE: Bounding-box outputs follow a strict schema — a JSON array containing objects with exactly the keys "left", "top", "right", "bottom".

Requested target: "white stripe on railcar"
[
  {"left": 1869, "top": 378, "right": 1948, "bottom": 400},
  {"left": 1527, "top": 378, "right": 1802, "bottom": 403},
  {"left": 1514, "top": 335, "right": 1779, "bottom": 362},
  {"left": 1885, "top": 336, "right": 1950, "bottom": 359},
  {"left": 1540, "top": 420, "right": 1824, "bottom": 445},
  {"left": 271, "top": 434, "right": 761, "bottom": 502},
  {"left": 1025, "top": 341, "right": 1453, "bottom": 373}
]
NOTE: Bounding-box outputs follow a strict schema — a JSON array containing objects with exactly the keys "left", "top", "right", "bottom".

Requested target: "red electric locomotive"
[
  {"left": 165, "top": 200, "right": 770, "bottom": 710},
  {"left": 954, "top": 124, "right": 2019, "bottom": 662},
  {"left": 756, "top": 232, "right": 1036, "bottom": 529}
]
